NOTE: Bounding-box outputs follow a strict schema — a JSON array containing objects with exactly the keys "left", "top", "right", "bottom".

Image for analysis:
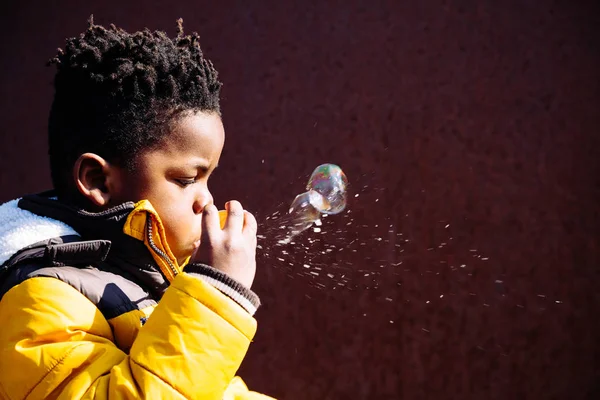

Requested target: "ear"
[{"left": 73, "top": 153, "right": 118, "bottom": 208}]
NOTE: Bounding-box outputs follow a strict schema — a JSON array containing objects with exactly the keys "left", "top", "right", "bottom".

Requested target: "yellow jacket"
[{"left": 0, "top": 194, "right": 275, "bottom": 400}]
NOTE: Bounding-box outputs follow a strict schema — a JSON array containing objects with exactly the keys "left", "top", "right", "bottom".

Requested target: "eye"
[{"left": 176, "top": 178, "right": 196, "bottom": 187}]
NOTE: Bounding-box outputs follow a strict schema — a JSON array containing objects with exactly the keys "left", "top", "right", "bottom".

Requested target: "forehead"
[{"left": 164, "top": 112, "right": 225, "bottom": 156}]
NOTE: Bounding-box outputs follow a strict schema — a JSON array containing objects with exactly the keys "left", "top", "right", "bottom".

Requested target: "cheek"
[
  {"left": 133, "top": 177, "right": 204, "bottom": 252},
  {"left": 154, "top": 196, "right": 202, "bottom": 248},
  {"left": 157, "top": 202, "right": 195, "bottom": 233}
]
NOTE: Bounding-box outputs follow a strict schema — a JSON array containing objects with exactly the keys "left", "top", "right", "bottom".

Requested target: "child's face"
[{"left": 116, "top": 111, "right": 225, "bottom": 264}]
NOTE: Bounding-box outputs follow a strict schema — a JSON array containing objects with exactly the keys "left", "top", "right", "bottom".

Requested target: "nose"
[{"left": 193, "top": 185, "right": 213, "bottom": 215}]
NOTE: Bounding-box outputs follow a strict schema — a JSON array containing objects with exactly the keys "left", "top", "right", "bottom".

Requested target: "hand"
[{"left": 190, "top": 201, "right": 257, "bottom": 289}]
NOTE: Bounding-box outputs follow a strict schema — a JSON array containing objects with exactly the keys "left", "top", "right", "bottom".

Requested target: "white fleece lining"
[
  {"left": 197, "top": 275, "right": 258, "bottom": 316},
  {"left": 0, "top": 199, "right": 79, "bottom": 266}
]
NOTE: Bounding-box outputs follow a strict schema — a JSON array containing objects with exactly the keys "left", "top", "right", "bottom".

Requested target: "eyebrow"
[{"left": 190, "top": 162, "right": 218, "bottom": 172}]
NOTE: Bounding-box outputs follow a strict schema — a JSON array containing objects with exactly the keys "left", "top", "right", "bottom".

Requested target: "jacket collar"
[
  {"left": 16, "top": 191, "right": 181, "bottom": 296},
  {"left": 19, "top": 191, "right": 135, "bottom": 242}
]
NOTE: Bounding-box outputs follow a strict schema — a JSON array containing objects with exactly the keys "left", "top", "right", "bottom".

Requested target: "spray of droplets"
[{"left": 254, "top": 168, "right": 563, "bottom": 335}]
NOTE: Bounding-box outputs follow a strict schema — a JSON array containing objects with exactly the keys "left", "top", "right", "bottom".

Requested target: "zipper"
[{"left": 146, "top": 218, "right": 178, "bottom": 277}]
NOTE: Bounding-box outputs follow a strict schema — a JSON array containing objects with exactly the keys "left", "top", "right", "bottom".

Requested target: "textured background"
[{"left": 1, "top": 1, "right": 599, "bottom": 399}]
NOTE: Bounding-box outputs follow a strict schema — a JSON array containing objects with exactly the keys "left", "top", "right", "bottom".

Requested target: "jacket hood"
[{"left": 0, "top": 197, "right": 78, "bottom": 266}]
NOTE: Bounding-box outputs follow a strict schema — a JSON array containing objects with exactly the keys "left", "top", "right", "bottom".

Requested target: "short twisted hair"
[{"left": 47, "top": 16, "right": 222, "bottom": 196}]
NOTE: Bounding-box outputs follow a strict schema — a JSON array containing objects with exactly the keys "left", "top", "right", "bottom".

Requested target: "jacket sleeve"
[{"left": 0, "top": 272, "right": 257, "bottom": 400}]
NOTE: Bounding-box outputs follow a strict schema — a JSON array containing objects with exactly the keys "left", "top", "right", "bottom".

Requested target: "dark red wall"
[{"left": 1, "top": 1, "right": 598, "bottom": 399}]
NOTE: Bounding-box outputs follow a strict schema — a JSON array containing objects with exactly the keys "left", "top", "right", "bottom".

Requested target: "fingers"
[
  {"left": 193, "top": 201, "right": 257, "bottom": 288},
  {"left": 201, "top": 204, "right": 221, "bottom": 243},
  {"left": 243, "top": 210, "right": 258, "bottom": 240},
  {"left": 224, "top": 200, "right": 244, "bottom": 231}
]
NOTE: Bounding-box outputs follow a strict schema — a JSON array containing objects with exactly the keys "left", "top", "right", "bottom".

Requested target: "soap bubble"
[
  {"left": 306, "top": 163, "right": 348, "bottom": 214},
  {"left": 283, "top": 192, "right": 322, "bottom": 242},
  {"left": 279, "top": 164, "right": 348, "bottom": 244}
]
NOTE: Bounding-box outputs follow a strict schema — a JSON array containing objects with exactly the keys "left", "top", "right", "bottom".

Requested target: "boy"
[{"left": 0, "top": 16, "right": 274, "bottom": 400}]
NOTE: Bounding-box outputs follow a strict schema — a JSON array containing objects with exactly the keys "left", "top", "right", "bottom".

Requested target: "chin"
[{"left": 171, "top": 246, "right": 193, "bottom": 265}]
